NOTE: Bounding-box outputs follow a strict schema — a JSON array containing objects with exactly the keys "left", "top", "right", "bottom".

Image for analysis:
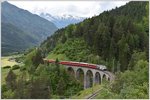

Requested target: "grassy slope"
[
  {"left": 47, "top": 53, "right": 69, "bottom": 61},
  {"left": 1, "top": 54, "right": 24, "bottom": 85},
  {"left": 71, "top": 84, "right": 102, "bottom": 99},
  {"left": 1, "top": 68, "right": 20, "bottom": 85},
  {"left": 46, "top": 38, "right": 90, "bottom": 62}
]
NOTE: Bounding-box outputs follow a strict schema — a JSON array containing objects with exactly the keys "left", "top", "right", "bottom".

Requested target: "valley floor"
[{"left": 1, "top": 54, "right": 22, "bottom": 67}]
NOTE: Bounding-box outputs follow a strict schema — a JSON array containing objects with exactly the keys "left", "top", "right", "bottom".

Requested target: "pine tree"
[
  {"left": 118, "top": 35, "right": 129, "bottom": 71},
  {"left": 5, "top": 70, "right": 17, "bottom": 90},
  {"left": 56, "top": 77, "right": 66, "bottom": 96},
  {"left": 32, "top": 49, "right": 44, "bottom": 67},
  {"left": 55, "top": 58, "right": 60, "bottom": 76}
]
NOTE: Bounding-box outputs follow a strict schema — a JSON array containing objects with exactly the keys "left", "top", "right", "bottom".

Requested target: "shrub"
[
  {"left": 20, "top": 66, "right": 26, "bottom": 71},
  {"left": 2, "top": 84, "right": 8, "bottom": 93},
  {"left": 3, "top": 66, "right": 11, "bottom": 69},
  {"left": 2, "top": 89, "right": 15, "bottom": 99},
  {"left": 12, "top": 65, "right": 20, "bottom": 70}
]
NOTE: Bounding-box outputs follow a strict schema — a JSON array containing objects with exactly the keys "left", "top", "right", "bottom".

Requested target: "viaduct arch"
[{"left": 65, "top": 66, "right": 114, "bottom": 89}]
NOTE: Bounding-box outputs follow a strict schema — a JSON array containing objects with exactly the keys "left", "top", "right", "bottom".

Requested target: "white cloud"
[{"left": 8, "top": 1, "right": 129, "bottom": 17}]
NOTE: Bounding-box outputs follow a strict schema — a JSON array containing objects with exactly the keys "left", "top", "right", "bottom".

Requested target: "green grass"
[
  {"left": 71, "top": 84, "right": 102, "bottom": 99},
  {"left": 1, "top": 54, "right": 25, "bottom": 85},
  {"left": 1, "top": 68, "right": 20, "bottom": 85},
  {"left": 46, "top": 53, "right": 69, "bottom": 61},
  {"left": 1, "top": 57, "right": 18, "bottom": 67},
  {"left": 1, "top": 54, "right": 23, "bottom": 67},
  {"left": 46, "top": 38, "right": 90, "bottom": 62}
]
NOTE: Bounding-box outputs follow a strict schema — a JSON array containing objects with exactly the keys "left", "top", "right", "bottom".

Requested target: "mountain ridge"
[
  {"left": 1, "top": 1, "right": 58, "bottom": 55},
  {"left": 39, "top": 13, "right": 85, "bottom": 28}
]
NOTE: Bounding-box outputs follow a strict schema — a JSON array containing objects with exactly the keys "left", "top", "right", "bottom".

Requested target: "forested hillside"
[
  {"left": 39, "top": 2, "right": 149, "bottom": 98},
  {"left": 1, "top": 1, "right": 58, "bottom": 55},
  {"left": 2, "top": 1, "right": 149, "bottom": 99},
  {"left": 41, "top": 1, "right": 149, "bottom": 72},
  {"left": 2, "top": 23, "right": 37, "bottom": 55}
]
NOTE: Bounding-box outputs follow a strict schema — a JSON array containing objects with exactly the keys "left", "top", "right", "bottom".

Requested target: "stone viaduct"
[
  {"left": 45, "top": 60, "right": 115, "bottom": 89},
  {"left": 65, "top": 65, "right": 114, "bottom": 89}
]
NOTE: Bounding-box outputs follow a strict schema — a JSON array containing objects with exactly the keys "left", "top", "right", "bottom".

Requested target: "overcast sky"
[{"left": 8, "top": 1, "right": 129, "bottom": 17}]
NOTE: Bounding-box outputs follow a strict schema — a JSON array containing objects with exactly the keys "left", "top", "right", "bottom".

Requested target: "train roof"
[{"left": 45, "top": 59, "right": 106, "bottom": 68}]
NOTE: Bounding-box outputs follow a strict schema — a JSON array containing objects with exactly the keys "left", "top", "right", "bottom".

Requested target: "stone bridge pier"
[{"left": 65, "top": 66, "right": 113, "bottom": 89}]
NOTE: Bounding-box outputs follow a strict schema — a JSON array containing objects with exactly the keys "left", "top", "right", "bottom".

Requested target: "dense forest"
[
  {"left": 41, "top": 1, "right": 148, "bottom": 72},
  {"left": 2, "top": 1, "right": 149, "bottom": 99}
]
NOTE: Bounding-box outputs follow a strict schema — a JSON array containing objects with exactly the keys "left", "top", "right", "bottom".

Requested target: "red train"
[{"left": 44, "top": 59, "right": 107, "bottom": 71}]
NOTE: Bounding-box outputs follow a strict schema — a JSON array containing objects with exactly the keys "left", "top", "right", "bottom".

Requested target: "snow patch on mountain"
[{"left": 39, "top": 13, "right": 86, "bottom": 28}]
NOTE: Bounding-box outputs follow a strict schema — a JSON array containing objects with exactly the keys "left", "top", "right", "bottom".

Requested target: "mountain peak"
[
  {"left": 2, "top": 1, "right": 9, "bottom": 4},
  {"left": 39, "top": 13, "right": 86, "bottom": 28}
]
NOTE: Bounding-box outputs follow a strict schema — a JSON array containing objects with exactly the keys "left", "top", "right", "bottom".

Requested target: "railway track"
[
  {"left": 85, "top": 83, "right": 113, "bottom": 99},
  {"left": 85, "top": 88, "right": 102, "bottom": 99}
]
